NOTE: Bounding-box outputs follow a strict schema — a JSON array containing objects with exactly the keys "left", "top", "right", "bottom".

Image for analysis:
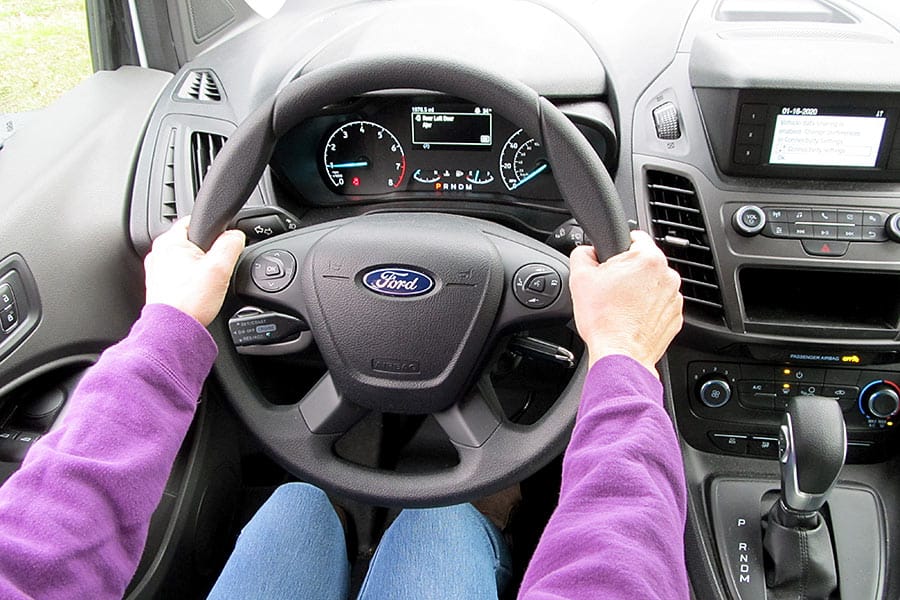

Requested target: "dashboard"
[{"left": 4, "top": 0, "right": 900, "bottom": 597}]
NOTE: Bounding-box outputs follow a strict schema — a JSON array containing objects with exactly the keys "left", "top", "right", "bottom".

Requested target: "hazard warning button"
[{"left": 800, "top": 240, "right": 849, "bottom": 257}]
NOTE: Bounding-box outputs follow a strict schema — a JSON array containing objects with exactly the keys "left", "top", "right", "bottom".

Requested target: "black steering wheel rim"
[{"left": 190, "top": 55, "right": 630, "bottom": 507}]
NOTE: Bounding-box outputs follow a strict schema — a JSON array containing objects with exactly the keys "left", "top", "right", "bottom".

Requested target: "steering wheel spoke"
[
  {"left": 434, "top": 377, "right": 503, "bottom": 448},
  {"left": 298, "top": 373, "right": 369, "bottom": 435}
]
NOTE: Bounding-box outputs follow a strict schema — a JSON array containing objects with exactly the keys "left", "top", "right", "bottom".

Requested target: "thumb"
[{"left": 205, "top": 229, "right": 246, "bottom": 272}]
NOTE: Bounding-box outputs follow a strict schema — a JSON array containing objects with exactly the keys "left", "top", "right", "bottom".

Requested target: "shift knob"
[{"left": 778, "top": 396, "right": 846, "bottom": 514}]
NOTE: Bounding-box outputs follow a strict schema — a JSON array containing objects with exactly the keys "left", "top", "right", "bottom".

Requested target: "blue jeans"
[{"left": 208, "top": 482, "right": 512, "bottom": 599}]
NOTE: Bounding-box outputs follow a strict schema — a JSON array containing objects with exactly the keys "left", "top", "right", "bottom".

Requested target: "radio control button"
[
  {"left": 734, "top": 144, "right": 762, "bottom": 165},
  {"left": 739, "top": 104, "right": 767, "bottom": 124},
  {"left": 886, "top": 213, "right": 900, "bottom": 242},
  {"left": 838, "top": 226, "right": 861, "bottom": 241},
  {"left": 787, "top": 209, "right": 811, "bottom": 223},
  {"left": 801, "top": 240, "right": 849, "bottom": 256},
  {"left": 763, "top": 223, "right": 790, "bottom": 238},
  {"left": 837, "top": 210, "right": 862, "bottom": 225},
  {"left": 764, "top": 207, "right": 787, "bottom": 222},
  {"left": 733, "top": 205, "right": 766, "bottom": 235},
  {"left": 812, "top": 225, "right": 837, "bottom": 239},
  {"left": 863, "top": 211, "right": 887, "bottom": 226},
  {"left": 861, "top": 226, "right": 888, "bottom": 242},
  {"left": 790, "top": 223, "right": 812, "bottom": 237},
  {"left": 813, "top": 209, "right": 837, "bottom": 222}
]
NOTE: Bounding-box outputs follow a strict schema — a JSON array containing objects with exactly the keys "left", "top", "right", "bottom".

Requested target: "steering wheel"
[{"left": 188, "top": 56, "right": 629, "bottom": 507}]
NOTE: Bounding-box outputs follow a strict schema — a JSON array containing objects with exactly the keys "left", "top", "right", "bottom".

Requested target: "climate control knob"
[
  {"left": 698, "top": 376, "right": 732, "bottom": 408},
  {"left": 859, "top": 381, "right": 900, "bottom": 419}
]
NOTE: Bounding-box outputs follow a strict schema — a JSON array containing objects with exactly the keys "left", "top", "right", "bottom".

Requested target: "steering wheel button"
[
  {"left": 526, "top": 275, "right": 546, "bottom": 293},
  {"left": 0, "top": 284, "right": 13, "bottom": 309},
  {"left": 1, "top": 305, "right": 18, "bottom": 333},
  {"left": 251, "top": 250, "right": 297, "bottom": 293}
]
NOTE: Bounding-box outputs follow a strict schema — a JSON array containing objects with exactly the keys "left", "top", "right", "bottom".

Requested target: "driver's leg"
[
  {"left": 357, "top": 503, "right": 511, "bottom": 600},
  {"left": 208, "top": 482, "right": 350, "bottom": 600}
]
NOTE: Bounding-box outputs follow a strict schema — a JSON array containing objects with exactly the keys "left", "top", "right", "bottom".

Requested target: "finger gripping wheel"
[{"left": 188, "top": 55, "right": 629, "bottom": 506}]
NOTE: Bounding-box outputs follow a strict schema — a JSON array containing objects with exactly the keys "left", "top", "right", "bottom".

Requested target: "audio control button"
[
  {"left": 733, "top": 206, "right": 766, "bottom": 236},
  {"left": 862, "top": 211, "right": 887, "bottom": 227}
]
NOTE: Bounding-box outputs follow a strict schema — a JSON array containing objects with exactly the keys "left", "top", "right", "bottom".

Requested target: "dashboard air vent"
[
  {"left": 646, "top": 171, "right": 724, "bottom": 321},
  {"left": 177, "top": 70, "right": 223, "bottom": 102},
  {"left": 160, "top": 129, "right": 178, "bottom": 222},
  {"left": 190, "top": 132, "right": 226, "bottom": 199}
]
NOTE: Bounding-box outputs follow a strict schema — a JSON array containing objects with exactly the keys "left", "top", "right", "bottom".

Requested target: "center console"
[{"left": 629, "top": 6, "right": 900, "bottom": 596}]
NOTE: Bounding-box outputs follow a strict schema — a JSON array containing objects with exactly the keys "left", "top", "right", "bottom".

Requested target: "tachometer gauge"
[
  {"left": 499, "top": 129, "right": 550, "bottom": 191},
  {"left": 323, "top": 121, "right": 406, "bottom": 194}
]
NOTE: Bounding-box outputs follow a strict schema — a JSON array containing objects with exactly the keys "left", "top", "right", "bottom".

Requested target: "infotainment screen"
[{"left": 769, "top": 108, "right": 887, "bottom": 168}]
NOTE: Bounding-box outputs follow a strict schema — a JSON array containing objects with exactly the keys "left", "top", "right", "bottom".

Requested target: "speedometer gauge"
[
  {"left": 323, "top": 121, "right": 406, "bottom": 194},
  {"left": 499, "top": 129, "right": 550, "bottom": 191}
]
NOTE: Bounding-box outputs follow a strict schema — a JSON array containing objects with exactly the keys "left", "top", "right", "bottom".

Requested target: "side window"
[{"left": 0, "top": 0, "right": 93, "bottom": 143}]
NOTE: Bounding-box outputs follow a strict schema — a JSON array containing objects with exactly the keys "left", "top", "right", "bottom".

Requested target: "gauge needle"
[
  {"left": 329, "top": 161, "right": 369, "bottom": 169},
  {"left": 512, "top": 163, "right": 548, "bottom": 190}
]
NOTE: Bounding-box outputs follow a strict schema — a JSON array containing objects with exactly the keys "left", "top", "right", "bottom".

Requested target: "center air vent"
[
  {"left": 176, "top": 70, "right": 224, "bottom": 102},
  {"left": 191, "top": 132, "right": 226, "bottom": 199},
  {"left": 646, "top": 171, "right": 724, "bottom": 322}
]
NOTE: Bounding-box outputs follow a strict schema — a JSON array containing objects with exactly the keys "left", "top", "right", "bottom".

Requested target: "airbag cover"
[{"left": 299, "top": 213, "right": 504, "bottom": 413}]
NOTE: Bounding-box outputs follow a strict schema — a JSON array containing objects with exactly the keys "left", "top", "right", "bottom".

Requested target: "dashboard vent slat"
[
  {"left": 160, "top": 129, "right": 178, "bottom": 222},
  {"left": 176, "top": 70, "right": 224, "bottom": 102},
  {"left": 646, "top": 170, "right": 725, "bottom": 322},
  {"left": 190, "top": 132, "right": 227, "bottom": 200}
]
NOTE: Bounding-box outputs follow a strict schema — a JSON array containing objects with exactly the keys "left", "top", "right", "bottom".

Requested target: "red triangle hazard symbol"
[{"left": 821, "top": 243, "right": 831, "bottom": 253}]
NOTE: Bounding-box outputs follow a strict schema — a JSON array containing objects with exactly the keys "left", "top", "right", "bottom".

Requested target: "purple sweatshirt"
[{"left": 0, "top": 304, "right": 688, "bottom": 599}]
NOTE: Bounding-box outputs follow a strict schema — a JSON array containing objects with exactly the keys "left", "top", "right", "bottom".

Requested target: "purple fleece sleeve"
[
  {"left": 518, "top": 354, "right": 689, "bottom": 599},
  {"left": 0, "top": 304, "right": 217, "bottom": 600}
]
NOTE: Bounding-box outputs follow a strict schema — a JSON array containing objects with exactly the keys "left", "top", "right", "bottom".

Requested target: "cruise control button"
[
  {"left": 513, "top": 264, "right": 562, "bottom": 309},
  {"left": 801, "top": 240, "right": 848, "bottom": 257},
  {"left": 251, "top": 250, "right": 297, "bottom": 293},
  {"left": 710, "top": 433, "right": 748, "bottom": 454},
  {"left": 526, "top": 276, "right": 546, "bottom": 293}
]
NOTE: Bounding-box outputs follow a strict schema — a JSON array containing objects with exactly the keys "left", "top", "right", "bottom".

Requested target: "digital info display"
[
  {"left": 411, "top": 107, "right": 492, "bottom": 147},
  {"left": 769, "top": 109, "right": 886, "bottom": 168}
]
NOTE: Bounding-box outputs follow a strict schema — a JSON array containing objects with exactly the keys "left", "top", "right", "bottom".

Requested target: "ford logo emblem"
[{"left": 362, "top": 267, "right": 435, "bottom": 297}]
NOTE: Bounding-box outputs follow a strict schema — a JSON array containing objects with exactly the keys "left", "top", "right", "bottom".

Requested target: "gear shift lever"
[
  {"left": 778, "top": 395, "right": 846, "bottom": 514},
  {"left": 764, "top": 395, "right": 847, "bottom": 598}
]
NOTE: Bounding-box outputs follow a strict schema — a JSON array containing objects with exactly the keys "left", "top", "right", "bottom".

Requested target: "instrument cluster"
[{"left": 270, "top": 96, "right": 616, "bottom": 206}]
